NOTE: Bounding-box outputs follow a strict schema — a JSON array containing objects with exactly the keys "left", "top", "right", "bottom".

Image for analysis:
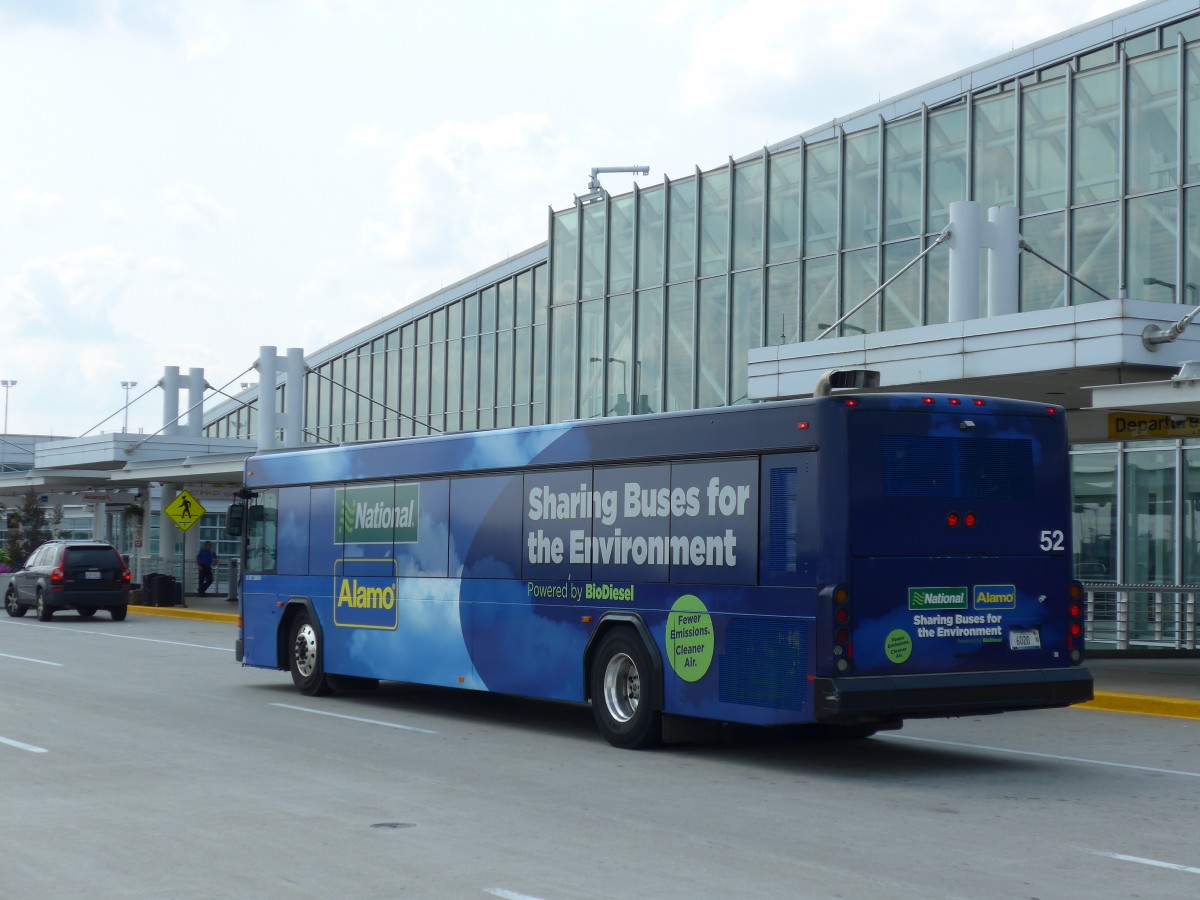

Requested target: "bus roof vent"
[{"left": 813, "top": 368, "right": 881, "bottom": 397}]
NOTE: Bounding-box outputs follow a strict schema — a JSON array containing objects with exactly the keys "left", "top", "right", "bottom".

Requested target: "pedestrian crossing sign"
[{"left": 164, "top": 489, "right": 206, "bottom": 532}]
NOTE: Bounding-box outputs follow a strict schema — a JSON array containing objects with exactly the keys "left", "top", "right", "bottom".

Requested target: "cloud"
[
  {"left": 360, "top": 112, "right": 575, "bottom": 298},
  {"left": 678, "top": 0, "right": 1133, "bottom": 130},
  {"left": 13, "top": 188, "right": 65, "bottom": 227},
  {"left": 158, "top": 183, "right": 237, "bottom": 235},
  {"left": 0, "top": 0, "right": 228, "bottom": 55}
]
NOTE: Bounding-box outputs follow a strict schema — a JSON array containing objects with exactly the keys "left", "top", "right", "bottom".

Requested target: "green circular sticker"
[
  {"left": 885, "top": 629, "right": 913, "bottom": 664},
  {"left": 666, "top": 594, "right": 714, "bottom": 682}
]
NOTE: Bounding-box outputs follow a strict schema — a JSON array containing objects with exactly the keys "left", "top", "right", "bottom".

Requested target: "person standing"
[{"left": 196, "top": 541, "right": 216, "bottom": 595}]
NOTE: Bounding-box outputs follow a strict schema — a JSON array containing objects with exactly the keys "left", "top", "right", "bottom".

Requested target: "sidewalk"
[
  {"left": 125, "top": 599, "right": 1200, "bottom": 719},
  {"left": 129, "top": 590, "right": 238, "bottom": 624},
  {"left": 1083, "top": 655, "right": 1200, "bottom": 720}
]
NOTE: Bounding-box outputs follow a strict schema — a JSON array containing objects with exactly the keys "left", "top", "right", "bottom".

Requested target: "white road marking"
[
  {"left": 0, "top": 651, "right": 62, "bottom": 666},
  {"left": 484, "top": 890, "right": 547, "bottom": 900},
  {"left": 1089, "top": 850, "right": 1200, "bottom": 876},
  {"left": 271, "top": 703, "right": 437, "bottom": 734},
  {"left": 1, "top": 619, "right": 232, "bottom": 652},
  {"left": 884, "top": 733, "right": 1200, "bottom": 778},
  {"left": 0, "top": 734, "right": 48, "bottom": 753}
]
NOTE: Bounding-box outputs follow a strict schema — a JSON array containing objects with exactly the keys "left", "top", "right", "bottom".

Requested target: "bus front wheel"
[
  {"left": 590, "top": 629, "right": 662, "bottom": 750},
  {"left": 288, "top": 610, "right": 333, "bottom": 696}
]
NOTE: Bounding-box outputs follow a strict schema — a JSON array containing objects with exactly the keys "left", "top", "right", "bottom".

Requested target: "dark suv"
[{"left": 4, "top": 540, "right": 131, "bottom": 621}]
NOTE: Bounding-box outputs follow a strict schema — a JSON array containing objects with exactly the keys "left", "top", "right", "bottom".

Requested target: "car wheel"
[
  {"left": 77, "top": 608, "right": 97, "bottom": 619},
  {"left": 109, "top": 606, "right": 127, "bottom": 622},
  {"left": 288, "top": 610, "right": 333, "bottom": 696},
  {"left": 36, "top": 589, "right": 54, "bottom": 622},
  {"left": 590, "top": 628, "right": 662, "bottom": 749},
  {"left": 4, "top": 586, "right": 26, "bottom": 618}
]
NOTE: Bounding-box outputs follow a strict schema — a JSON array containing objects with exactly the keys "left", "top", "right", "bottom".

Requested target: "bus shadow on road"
[{"left": 249, "top": 679, "right": 1069, "bottom": 779}]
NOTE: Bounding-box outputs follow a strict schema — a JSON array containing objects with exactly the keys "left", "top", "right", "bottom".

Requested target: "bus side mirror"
[{"left": 226, "top": 502, "right": 245, "bottom": 538}]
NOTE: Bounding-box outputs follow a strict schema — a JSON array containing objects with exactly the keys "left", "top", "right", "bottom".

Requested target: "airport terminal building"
[{"left": 9, "top": 1, "right": 1200, "bottom": 649}]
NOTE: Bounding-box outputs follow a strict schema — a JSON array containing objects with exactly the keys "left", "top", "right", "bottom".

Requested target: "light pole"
[
  {"left": 1, "top": 380, "right": 16, "bottom": 434},
  {"left": 119, "top": 381, "right": 137, "bottom": 434}
]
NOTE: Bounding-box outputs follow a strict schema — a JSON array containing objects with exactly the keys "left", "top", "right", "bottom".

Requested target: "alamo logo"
[
  {"left": 333, "top": 559, "right": 399, "bottom": 630},
  {"left": 336, "top": 483, "right": 419, "bottom": 543},
  {"left": 974, "top": 584, "right": 1017, "bottom": 609}
]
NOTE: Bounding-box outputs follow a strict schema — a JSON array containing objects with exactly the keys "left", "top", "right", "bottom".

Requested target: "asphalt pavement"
[{"left": 128, "top": 594, "right": 1200, "bottom": 721}]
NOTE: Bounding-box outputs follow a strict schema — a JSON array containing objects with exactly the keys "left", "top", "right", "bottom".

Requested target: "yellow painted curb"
[
  {"left": 128, "top": 604, "right": 237, "bottom": 624},
  {"left": 1080, "top": 690, "right": 1200, "bottom": 721}
]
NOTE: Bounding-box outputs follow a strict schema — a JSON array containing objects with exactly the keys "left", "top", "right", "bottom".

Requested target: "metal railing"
[{"left": 1083, "top": 583, "right": 1200, "bottom": 651}]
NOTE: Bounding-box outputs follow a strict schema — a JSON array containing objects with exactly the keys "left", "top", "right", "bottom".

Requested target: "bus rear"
[{"left": 811, "top": 393, "right": 1092, "bottom": 724}]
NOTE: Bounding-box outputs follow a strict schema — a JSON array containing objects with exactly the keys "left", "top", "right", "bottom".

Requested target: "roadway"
[{"left": 2, "top": 609, "right": 1199, "bottom": 899}]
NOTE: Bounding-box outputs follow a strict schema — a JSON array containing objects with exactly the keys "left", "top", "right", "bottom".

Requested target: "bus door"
[
  {"left": 842, "top": 404, "right": 1074, "bottom": 678},
  {"left": 238, "top": 489, "right": 280, "bottom": 668}
]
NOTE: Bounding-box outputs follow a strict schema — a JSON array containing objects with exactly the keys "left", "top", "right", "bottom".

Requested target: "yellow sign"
[
  {"left": 1108, "top": 411, "right": 1200, "bottom": 440},
  {"left": 164, "top": 489, "right": 206, "bottom": 532}
]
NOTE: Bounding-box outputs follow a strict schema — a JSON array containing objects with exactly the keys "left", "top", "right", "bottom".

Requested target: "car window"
[
  {"left": 64, "top": 547, "right": 121, "bottom": 569},
  {"left": 28, "top": 546, "right": 49, "bottom": 567}
]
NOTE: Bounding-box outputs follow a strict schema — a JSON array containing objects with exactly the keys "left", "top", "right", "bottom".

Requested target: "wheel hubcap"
[
  {"left": 602, "top": 652, "right": 640, "bottom": 724},
  {"left": 293, "top": 623, "right": 318, "bottom": 678}
]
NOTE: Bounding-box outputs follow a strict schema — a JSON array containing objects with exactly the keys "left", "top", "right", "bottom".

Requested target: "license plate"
[
  {"left": 84, "top": 570, "right": 101, "bottom": 580},
  {"left": 1009, "top": 628, "right": 1041, "bottom": 650}
]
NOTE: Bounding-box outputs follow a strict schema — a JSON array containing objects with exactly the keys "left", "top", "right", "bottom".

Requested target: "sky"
[{"left": 0, "top": 0, "right": 1137, "bottom": 438}]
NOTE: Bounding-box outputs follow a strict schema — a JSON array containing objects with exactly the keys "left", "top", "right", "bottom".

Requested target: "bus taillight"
[
  {"left": 830, "top": 585, "right": 852, "bottom": 672},
  {"left": 964, "top": 512, "right": 977, "bottom": 527},
  {"left": 947, "top": 512, "right": 960, "bottom": 527},
  {"left": 1067, "top": 581, "right": 1086, "bottom": 663}
]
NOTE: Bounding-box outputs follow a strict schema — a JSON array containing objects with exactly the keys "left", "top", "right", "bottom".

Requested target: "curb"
[
  {"left": 1080, "top": 690, "right": 1200, "bottom": 721},
  {"left": 129, "top": 604, "right": 237, "bottom": 624}
]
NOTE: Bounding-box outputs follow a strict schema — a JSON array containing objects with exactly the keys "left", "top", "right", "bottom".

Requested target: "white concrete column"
[
  {"left": 285, "top": 348, "right": 306, "bottom": 448},
  {"left": 160, "top": 486, "right": 179, "bottom": 580},
  {"left": 186, "top": 368, "right": 205, "bottom": 438},
  {"left": 162, "top": 366, "right": 181, "bottom": 436},
  {"left": 948, "top": 201, "right": 981, "bottom": 322},
  {"left": 986, "top": 205, "right": 1020, "bottom": 318},
  {"left": 258, "top": 346, "right": 278, "bottom": 451}
]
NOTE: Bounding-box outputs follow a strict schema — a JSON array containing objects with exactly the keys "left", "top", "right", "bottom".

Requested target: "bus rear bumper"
[{"left": 812, "top": 667, "right": 1094, "bottom": 722}]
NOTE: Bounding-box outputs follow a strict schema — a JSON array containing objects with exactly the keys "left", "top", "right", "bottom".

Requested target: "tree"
[{"left": 4, "top": 488, "right": 49, "bottom": 570}]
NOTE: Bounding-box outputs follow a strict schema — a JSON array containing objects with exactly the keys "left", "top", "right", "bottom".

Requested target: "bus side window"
[{"left": 246, "top": 491, "right": 278, "bottom": 574}]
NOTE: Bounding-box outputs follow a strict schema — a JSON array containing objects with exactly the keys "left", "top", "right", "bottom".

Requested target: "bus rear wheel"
[
  {"left": 288, "top": 610, "right": 333, "bottom": 696},
  {"left": 590, "top": 629, "right": 661, "bottom": 749}
]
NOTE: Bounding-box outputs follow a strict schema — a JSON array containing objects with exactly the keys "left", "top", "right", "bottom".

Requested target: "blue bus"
[{"left": 231, "top": 389, "right": 1092, "bottom": 748}]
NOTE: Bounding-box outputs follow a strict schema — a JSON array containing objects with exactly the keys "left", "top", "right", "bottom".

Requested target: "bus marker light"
[
  {"left": 843, "top": 399, "right": 859, "bottom": 407},
  {"left": 922, "top": 397, "right": 935, "bottom": 404},
  {"left": 581, "top": 615, "right": 593, "bottom": 623},
  {"left": 797, "top": 421, "right": 810, "bottom": 430},
  {"left": 458, "top": 677, "right": 465, "bottom": 683},
  {"left": 276, "top": 601, "right": 284, "bottom": 608},
  {"left": 1046, "top": 407, "right": 1058, "bottom": 415},
  {"left": 948, "top": 397, "right": 961, "bottom": 405},
  {"left": 973, "top": 399, "right": 986, "bottom": 406}
]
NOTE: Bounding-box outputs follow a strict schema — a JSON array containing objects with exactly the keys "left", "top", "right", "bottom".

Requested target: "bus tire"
[
  {"left": 590, "top": 628, "right": 662, "bottom": 750},
  {"left": 288, "top": 610, "right": 333, "bottom": 696}
]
